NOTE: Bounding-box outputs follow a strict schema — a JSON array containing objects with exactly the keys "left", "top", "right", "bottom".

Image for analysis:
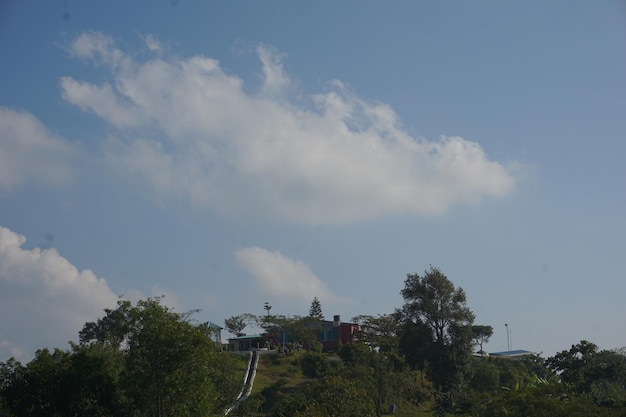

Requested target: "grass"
[{"left": 250, "top": 351, "right": 306, "bottom": 395}]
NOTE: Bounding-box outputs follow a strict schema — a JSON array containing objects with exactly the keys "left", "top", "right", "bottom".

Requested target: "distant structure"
[
  {"left": 229, "top": 334, "right": 265, "bottom": 352},
  {"left": 207, "top": 321, "right": 223, "bottom": 344},
  {"left": 227, "top": 314, "right": 358, "bottom": 353},
  {"left": 316, "top": 315, "right": 358, "bottom": 351},
  {"left": 488, "top": 349, "right": 535, "bottom": 359}
]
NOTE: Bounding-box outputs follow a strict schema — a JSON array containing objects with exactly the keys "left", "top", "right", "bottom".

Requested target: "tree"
[
  {"left": 546, "top": 340, "right": 598, "bottom": 390},
  {"left": 546, "top": 340, "right": 626, "bottom": 407},
  {"left": 81, "top": 297, "right": 241, "bottom": 416},
  {"left": 1, "top": 298, "right": 243, "bottom": 417},
  {"left": 471, "top": 325, "right": 494, "bottom": 354},
  {"left": 224, "top": 315, "right": 250, "bottom": 337},
  {"left": 396, "top": 317, "right": 433, "bottom": 389},
  {"left": 400, "top": 267, "right": 475, "bottom": 346},
  {"left": 79, "top": 298, "right": 135, "bottom": 349},
  {"left": 308, "top": 297, "right": 324, "bottom": 319},
  {"left": 399, "top": 266, "right": 475, "bottom": 410},
  {"left": 352, "top": 314, "right": 400, "bottom": 353}
]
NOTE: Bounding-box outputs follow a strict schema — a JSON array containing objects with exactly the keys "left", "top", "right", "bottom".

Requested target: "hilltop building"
[{"left": 227, "top": 314, "right": 358, "bottom": 352}]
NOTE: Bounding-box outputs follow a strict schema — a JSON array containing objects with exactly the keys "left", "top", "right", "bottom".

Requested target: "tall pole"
[{"left": 505, "top": 323, "right": 510, "bottom": 351}]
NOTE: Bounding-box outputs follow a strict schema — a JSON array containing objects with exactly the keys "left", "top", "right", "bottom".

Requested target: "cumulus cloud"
[
  {"left": 62, "top": 31, "right": 515, "bottom": 224},
  {"left": 0, "top": 226, "right": 118, "bottom": 361},
  {"left": 235, "top": 246, "right": 345, "bottom": 303},
  {"left": 0, "top": 107, "right": 75, "bottom": 189},
  {"left": 142, "top": 33, "right": 163, "bottom": 53}
]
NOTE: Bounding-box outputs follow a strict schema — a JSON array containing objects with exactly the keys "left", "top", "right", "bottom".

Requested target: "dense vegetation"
[
  {"left": 2, "top": 268, "right": 625, "bottom": 416},
  {"left": 0, "top": 298, "right": 244, "bottom": 417}
]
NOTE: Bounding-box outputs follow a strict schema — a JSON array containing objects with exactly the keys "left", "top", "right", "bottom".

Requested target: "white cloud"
[
  {"left": 0, "top": 107, "right": 75, "bottom": 189},
  {"left": 142, "top": 33, "right": 163, "bottom": 53},
  {"left": 235, "top": 246, "right": 345, "bottom": 303},
  {"left": 69, "top": 31, "right": 129, "bottom": 70},
  {"left": 0, "top": 226, "right": 118, "bottom": 361},
  {"left": 61, "top": 31, "right": 516, "bottom": 224}
]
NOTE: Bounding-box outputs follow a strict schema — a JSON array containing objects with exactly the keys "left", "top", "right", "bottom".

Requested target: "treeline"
[
  {"left": 0, "top": 298, "right": 243, "bottom": 417},
  {"left": 2, "top": 268, "right": 626, "bottom": 416}
]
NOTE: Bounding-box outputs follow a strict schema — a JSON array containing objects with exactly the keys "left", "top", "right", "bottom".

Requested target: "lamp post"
[{"left": 505, "top": 323, "right": 511, "bottom": 351}]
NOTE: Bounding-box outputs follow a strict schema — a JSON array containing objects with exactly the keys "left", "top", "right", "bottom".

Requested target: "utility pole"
[{"left": 505, "top": 323, "right": 511, "bottom": 351}]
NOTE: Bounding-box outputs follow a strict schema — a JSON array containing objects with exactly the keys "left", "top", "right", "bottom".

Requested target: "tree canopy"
[
  {"left": 308, "top": 297, "right": 324, "bottom": 320},
  {"left": 1, "top": 298, "right": 242, "bottom": 417}
]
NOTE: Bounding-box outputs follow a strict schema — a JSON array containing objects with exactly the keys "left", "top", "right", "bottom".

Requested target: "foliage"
[
  {"left": 473, "top": 383, "right": 622, "bottom": 417},
  {"left": 4, "top": 270, "right": 626, "bottom": 417},
  {"left": 273, "top": 375, "right": 373, "bottom": 417},
  {"left": 400, "top": 267, "right": 475, "bottom": 345},
  {"left": 546, "top": 340, "right": 626, "bottom": 408},
  {"left": 399, "top": 267, "right": 474, "bottom": 399},
  {"left": 338, "top": 342, "right": 372, "bottom": 366},
  {"left": 300, "top": 352, "right": 330, "bottom": 378},
  {"left": 352, "top": 314, "right": 400, "bottom": 353},
  {"left": 397, "top": 318, "right": 433, "bottom": 374},
  {"left": 308, "top": 297, "right": 324, "bottom": 319},
  {"left": 546, "top": 340, "right": 599, "bottom": 390},
  {"left": 471, "top": 325, "right": 493, "bottom": 354},
  {"left": 224, "top": 314, "right": 251, "bottom": 337},
  {"left": 255, "top": 314, "right": 320, "bottom": 351},
  {"left": 1, "top": 298, "right": 242, "bottom": 417}
]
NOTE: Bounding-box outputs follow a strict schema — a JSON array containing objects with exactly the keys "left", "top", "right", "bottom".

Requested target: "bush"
[{"left": 300, "top": 352, "right": 329, "bottom": 378}]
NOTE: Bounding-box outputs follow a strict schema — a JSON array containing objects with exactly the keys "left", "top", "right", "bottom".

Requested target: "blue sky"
[{"left": 1, "top": 1, "right": 625, "bottom": 361}]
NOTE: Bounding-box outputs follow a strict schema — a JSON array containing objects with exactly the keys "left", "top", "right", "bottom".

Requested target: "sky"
[{"left": 1, "top": 1, "right": 625, "bottom": 362}]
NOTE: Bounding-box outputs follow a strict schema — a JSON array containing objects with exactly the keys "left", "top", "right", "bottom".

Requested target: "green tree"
[
  {"left": 338, "top": 342, "right": 372, "bottom": 366},
  {"left": 81, "top": 297, "right": 240, "bottom": 416},
  {"left": 400, "top": 267, "right": 475, "bottom": 346},
  {"left": 471, "top": 325, "right": 493, "bottom": 355},
  {"left": 399, "top": 266, "right": 475, "bottom": 413},
  {"left": 397, "top": 317, "right": 433, "bottom": 382},
  {"left": 223, "top": 314, "right": 249, "bottom": 337},
  {"left": 79, "top": 299, "right": 135, "bottom": 349},
  {"left": 308, "top": 297, "right": 324, "bottom": 319},
  {"left": 1, "top": 298, "right": 242, "bottom": 417},
  {"left": 352, "top": 314, "right": 400, "bottom": 353},
  {"left": 547, "top": 341, "right": 626, "bottom": 408},
  {"left": 120, "top": 299, "right": 220, "bottom": 416},
  {"left": 300, "top": 352, "right": 330, "bottom": 378},
  {"left": 62, "top": 343, "right": 127, "bottom": 416}
]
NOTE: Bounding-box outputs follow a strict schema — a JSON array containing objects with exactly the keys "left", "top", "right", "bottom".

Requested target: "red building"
[{"left": 316, "top": 315, "right": 358, "bottom": 351}]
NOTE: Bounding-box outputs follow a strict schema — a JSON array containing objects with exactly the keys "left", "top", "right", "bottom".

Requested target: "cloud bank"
[
  {"left": 0, "top": 226, "right": 118, "bottom": 361},
  {"left": 60, "top": 31, "right": 515, "bottom": 224},
  {"left": 0, "top": 107, "right": 75, "bottom": 190},
  {"left": 235, "top": 246, "right": 345, "bottom": 303}
]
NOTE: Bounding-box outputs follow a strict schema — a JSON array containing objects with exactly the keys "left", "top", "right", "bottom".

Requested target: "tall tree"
[
  {"left": 81, "top": 297, "right": 240, "bottom": 416},
  {"left": 400, "top": 267, "right": 475, "bottom": 346},
  {"left": 399, "top": 266, "right": 475, "bottom": 405},
  {"left": 308, "top": 297, "right": 324, "bottom": 319}
]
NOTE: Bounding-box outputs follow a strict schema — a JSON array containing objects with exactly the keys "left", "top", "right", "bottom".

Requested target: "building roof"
[
  {"left": 228, "top": 334, "right": 263, "bottom": 341},
  {"left": 489, "top": 349, "right": 535, "bottom": 357},
  {"left": 207, "top": 321, "right": 223, "bottom": 330}
]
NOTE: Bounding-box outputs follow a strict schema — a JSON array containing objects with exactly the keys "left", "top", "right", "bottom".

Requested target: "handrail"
[{"left": 224, "top": 350, "right": 260, "bottom": 415}]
